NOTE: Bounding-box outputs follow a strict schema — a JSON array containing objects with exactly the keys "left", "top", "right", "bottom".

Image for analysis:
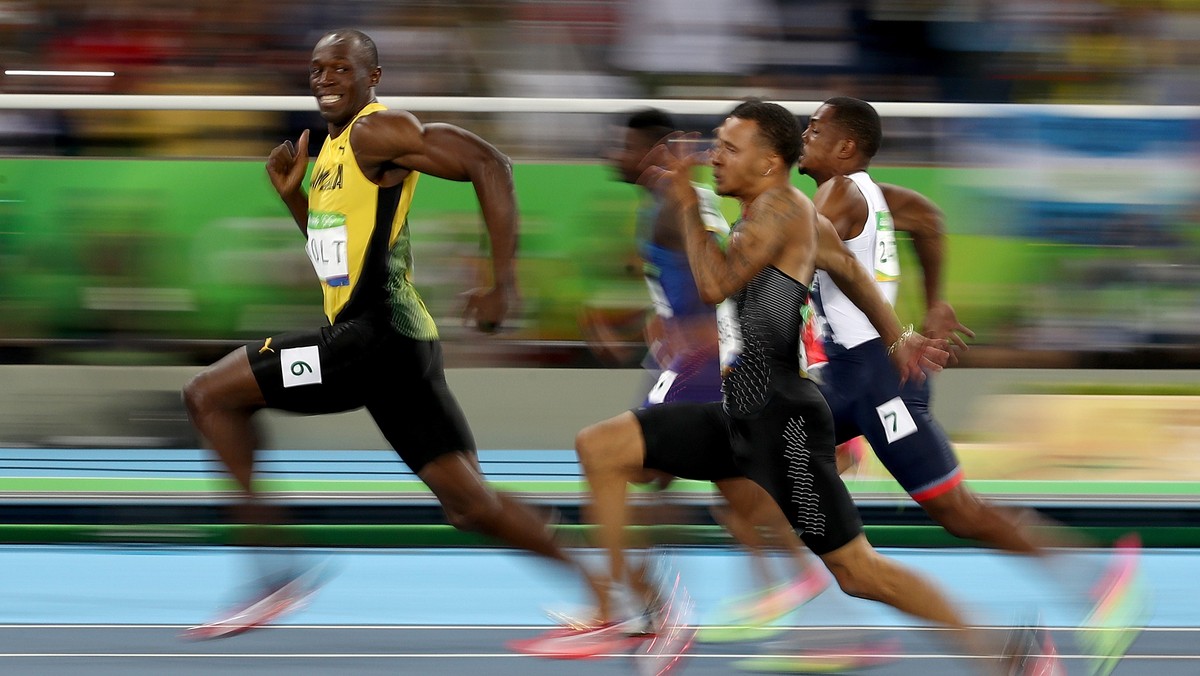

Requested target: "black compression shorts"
[
  {"left": 635, "top": 381, "right": 862, "bottom": 555},
  {"left": 246, "top": 315, "right": 475, "bottom": 474}
]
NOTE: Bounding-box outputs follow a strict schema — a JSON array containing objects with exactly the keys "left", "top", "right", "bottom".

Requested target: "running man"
[
  {"left": 798, "top": 96, "right": 1140, "bottom": 674},
  {"left": 519, "top": 100, "right": 1056, "bottom": 675},
  {"left": 181, "top": 28, "right": 604, "bottom": 637},
  {"left": 611, "top": 108, "right": 829, "bottom": 631}
]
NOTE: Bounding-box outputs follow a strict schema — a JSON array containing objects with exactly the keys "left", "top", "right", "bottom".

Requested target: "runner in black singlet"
[{"left": 519, "top": 100, "right": 1053, "bottom": 674}]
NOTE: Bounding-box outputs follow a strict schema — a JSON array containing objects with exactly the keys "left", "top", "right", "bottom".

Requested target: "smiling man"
[{"left": 181, "top": 29, "right": 605, "bottom": 637}]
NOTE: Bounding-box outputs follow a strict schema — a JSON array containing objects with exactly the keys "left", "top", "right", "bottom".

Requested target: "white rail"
[{"left": 0, "top": 95, "right": 1198, "bottom": 119}]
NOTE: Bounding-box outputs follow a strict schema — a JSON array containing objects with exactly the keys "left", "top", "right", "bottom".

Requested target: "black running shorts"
[
  {"left": 246, "top": 315, "right": 475, "bottom": 474},
  {"left": 635, "top": 380, "right": 862, "bottom": 555}
]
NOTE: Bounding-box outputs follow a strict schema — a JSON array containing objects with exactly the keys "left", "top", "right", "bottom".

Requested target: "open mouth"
[{"left": 318, "top": 94, "right": 343, "bottom": 105}]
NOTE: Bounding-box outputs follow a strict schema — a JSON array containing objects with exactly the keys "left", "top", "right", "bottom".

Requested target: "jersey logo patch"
[{"left": 280, "top": 345, "right": 323, "bottom": 388}]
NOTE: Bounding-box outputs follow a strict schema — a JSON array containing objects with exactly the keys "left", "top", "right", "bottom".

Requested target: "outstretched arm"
[
  {"left": 354, "top": 113, "right": 518, "bottom": 332},
  {"left": 879, "top": 183, "right": 974, "bottom": 350},
  {"left": 814, "top": 215, "right": 947, "bottom": 381}
]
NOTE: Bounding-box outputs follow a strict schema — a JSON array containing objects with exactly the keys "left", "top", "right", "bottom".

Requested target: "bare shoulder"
[
  {"left": 813, "top": 175, "right": 860, "bottom": 204},
  {"left": 350, "top": 109, "right": 424, "bottom": 157},
  {"left": 877, "top": 182, "right": 942, "bottom": 230},
  {"left": 754, "top": 185, "right": 812, "bottom": 224}
]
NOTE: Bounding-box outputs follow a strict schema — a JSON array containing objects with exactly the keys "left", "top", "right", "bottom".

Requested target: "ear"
[
  {"left": 837, "top": 137, "right": 857, "bottom": 160},
  {"left": 369, "top": 67, "right": 382, "bottom": 87},
  {"left": 761, "top": 153, "right": 782, "bottom": 177}
]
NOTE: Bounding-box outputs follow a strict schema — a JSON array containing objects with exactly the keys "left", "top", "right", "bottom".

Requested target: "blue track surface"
[{"left": 0, "top": 544, "right": 1193, "bottom": 675}]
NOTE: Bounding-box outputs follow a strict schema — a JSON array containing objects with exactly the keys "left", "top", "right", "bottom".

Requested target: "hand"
[
  {"left": 636, "top": 132, "right": 708, "bottom": 209},
  {"left": 922, "top": 301, "right": 974, "bottom": 363},
  {"left": 266, "top": 129, "right": 310, "bottom": 199},
  {"left": 889, "top": 330, "right": 950, "bottom": 385},
  {"left": 462, "top": 285, "right": 513, "bottom": 334}
]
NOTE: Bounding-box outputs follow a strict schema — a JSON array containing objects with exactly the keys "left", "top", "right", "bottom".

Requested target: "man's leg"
[
  {"left": 818, "top": 534, "right": 1012, "bottom": 672},
  {"left": 574, "top": 411, "right": 653, "bottom": 610},
  {"left": 921, "top": 483, "right": 1068, "bottom": 555},
  {"left": 182, "top": 347, "right": 273, "bottom": 524},
  {"left": 417, "top": 450, "right": 612, "bottom": 617},
  {"left": 715, "top": 477, "right": 814, "bottom": 584}
]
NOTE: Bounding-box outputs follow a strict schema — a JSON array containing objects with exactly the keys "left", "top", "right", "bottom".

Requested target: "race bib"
[
  {"left": 646, "top": 370, "right": 678, "bottom": 405},
  {"left": 645, "top": 277, "right": 673, "bottom": 318},
  {"left": 280, "top": 345, "right": 323, "bottom": 388},
  {"left": 306, "top": 211, "right": 350, "bottom": 287},
  {"left": 875, "top": 396, "right": 917, "bottom": 444},
  {"left": 716, "top": 299, "right": 743, "bottom": 374},
  {"left": 874, "top": 211, "right": 900, "bottom": 282}
]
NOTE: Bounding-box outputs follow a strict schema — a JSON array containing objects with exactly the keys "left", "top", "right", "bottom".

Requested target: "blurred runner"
[{"left": 518, "top": 100, "right": 1050, "bottom": 674}]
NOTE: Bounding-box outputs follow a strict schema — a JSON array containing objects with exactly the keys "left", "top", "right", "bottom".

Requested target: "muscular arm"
[
  {"left": 878, "top": 183, "right": 973, "bottom": 347},
  {"left": 352, "top": 113, "right": 518, "bottom": 290},
  {"left": 879, "top": 183, "right": 943, "bottom": 311},
  {"left": 676, "top": 187, "right": 794, "bottom": 304},
  {"left": 814, "top": 214, "right": 947, "bottom": 379},
  {"left": 812, "top": 215, "right": 904, "bottom": 347},
  {"left": 350, "top": 112, "right": 517, "bottom": 331},
  {"left": 265, "top": 128, "right": 311, "bottom": 234}
]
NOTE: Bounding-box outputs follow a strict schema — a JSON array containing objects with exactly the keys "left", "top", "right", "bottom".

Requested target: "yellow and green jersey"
[{"left": 305, "top": 102, "right": 438, "bottom": 339}]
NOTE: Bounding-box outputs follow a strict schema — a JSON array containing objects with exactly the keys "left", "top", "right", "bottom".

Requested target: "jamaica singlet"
[{"left": 305, "top": 102, "right": 438, "bottom": 339}]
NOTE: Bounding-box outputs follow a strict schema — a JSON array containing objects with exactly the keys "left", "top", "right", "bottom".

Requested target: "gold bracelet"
[{"left": 887, "top": 324, "right": 914, "bottom": 356}]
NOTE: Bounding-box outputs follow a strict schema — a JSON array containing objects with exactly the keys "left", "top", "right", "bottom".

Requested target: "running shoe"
[
  {"left": 1079, "top": 534, "right": 1148, "bottom": 676},
  {"left": 181, "top": 561, "right": 328, "bottom": 640},
  {"left": 633, "top": 572, "right": 696, "bottom": 676},
  {"left": 1004, "top": 623, "right": 1065, "bottom": 676},
  {"left": 697, "top": 566, "right": 831, "bottom": 643},
  {"left": 735, "top": 630, "right": 901, "bottom": 673},
  {"left": 508, "top": 619, "right": 652, "bottom": 659}
]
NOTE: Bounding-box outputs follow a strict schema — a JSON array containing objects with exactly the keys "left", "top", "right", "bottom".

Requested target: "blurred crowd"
[
  {"left": 2, "top": 0, "right": 1200, "bottom": 157},
  {"left": 0, "top": 0, "right": 1198, "bottom": 367}
]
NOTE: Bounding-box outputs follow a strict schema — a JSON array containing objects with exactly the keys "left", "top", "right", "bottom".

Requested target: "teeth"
[{"left": 319, "top": 95, "right": 341, "bottom": 104}]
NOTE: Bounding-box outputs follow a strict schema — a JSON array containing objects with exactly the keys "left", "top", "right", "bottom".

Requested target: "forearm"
[
  {"left": 679, "top": 198, "right": 734, "bottom": 304},
  {"left": 281, "top": 189, "right": 309, "bottom": 234},
  {"left": 910, "top": 230, "right": 945, "bottom": 308},
  {"left": 473, "top": 161, "right": 519, "bottom": 289}
]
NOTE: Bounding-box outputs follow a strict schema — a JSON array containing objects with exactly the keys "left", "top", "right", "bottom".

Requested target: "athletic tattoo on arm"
[{"left": 681, "top": 188, "right": 794, "bottom": 303}]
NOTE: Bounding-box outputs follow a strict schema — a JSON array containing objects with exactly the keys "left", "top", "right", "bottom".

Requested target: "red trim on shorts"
[{"left": 910, "top": 468, "right": 964, "bottom": 503}]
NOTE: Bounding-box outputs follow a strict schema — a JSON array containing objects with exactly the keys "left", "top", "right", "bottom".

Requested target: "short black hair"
[
  {"left": 823, "top": 96, "right": 882, "bottom": 159},
  {"left": 321, "top": 29, "right": 379, "bottom": 70},
  {"left": 728, "top": 99, "right": 802, "bottom": 167},
  {"left": 625, "top": 108, "right": 675, "bottom": 145}
]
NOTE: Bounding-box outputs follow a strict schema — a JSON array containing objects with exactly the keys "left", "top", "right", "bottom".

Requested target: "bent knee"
[
  {"left": 182, "top": 372, "right": 214, "bottom": 419},
  {"left": 441, "top": 493, "right": 504, "bottom": 533},
  {"left": 822, "top": 542, "right": 898, "bottom": 602},
  {"left": 575, "top": 413, "right": 643, "bottom": 473}
]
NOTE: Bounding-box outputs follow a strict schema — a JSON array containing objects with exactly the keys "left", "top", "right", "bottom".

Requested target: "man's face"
[
  {"left": 710, "top": 116, "right": 769, "bottom": 198},
  {"left": 608, "top": 126, "right": 654, "bottom": 185},
  {"left": 798, "top": 104, "right": 839, "bottom": 177},
  {"left": 309, "top": 36, "right": 380, "bottom": 127}
]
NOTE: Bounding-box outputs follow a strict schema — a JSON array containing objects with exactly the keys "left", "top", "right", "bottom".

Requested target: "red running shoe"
[{"left": 181, "top": 564, "right": 326, "bottom": 640}]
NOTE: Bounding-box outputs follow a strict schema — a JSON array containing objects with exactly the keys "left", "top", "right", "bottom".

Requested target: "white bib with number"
[
  {"left": 874, "top": 211, "right": 900, "bottom": 282},
  {"left": 306, "top": 211, "right": 350, "bottom": 287},
  {"left": 716, "top": 298, "right": 743, "bottom": 373}
]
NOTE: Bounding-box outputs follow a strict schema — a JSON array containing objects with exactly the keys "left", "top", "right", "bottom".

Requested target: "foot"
[
  {"left": 734, "top": 630, "right": 901, "bottom": 673},
  {"left": 698, "top": 566, "right": 831, "bottom": 643},
  {"left": 633, "top": 573, "right": 696, "bottom": 676},
  {"left": 508, "top": 620, "right": 652, "bottom": 659},
  {"left": 1005, "top": 624, "right": 1065, "bottom": 676},
  {"left": 181, "top": 561, "right": 328, "bottom": 640},
  {"left": 1080, "top": 534, "right": 1148, "bottom": 676}
]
